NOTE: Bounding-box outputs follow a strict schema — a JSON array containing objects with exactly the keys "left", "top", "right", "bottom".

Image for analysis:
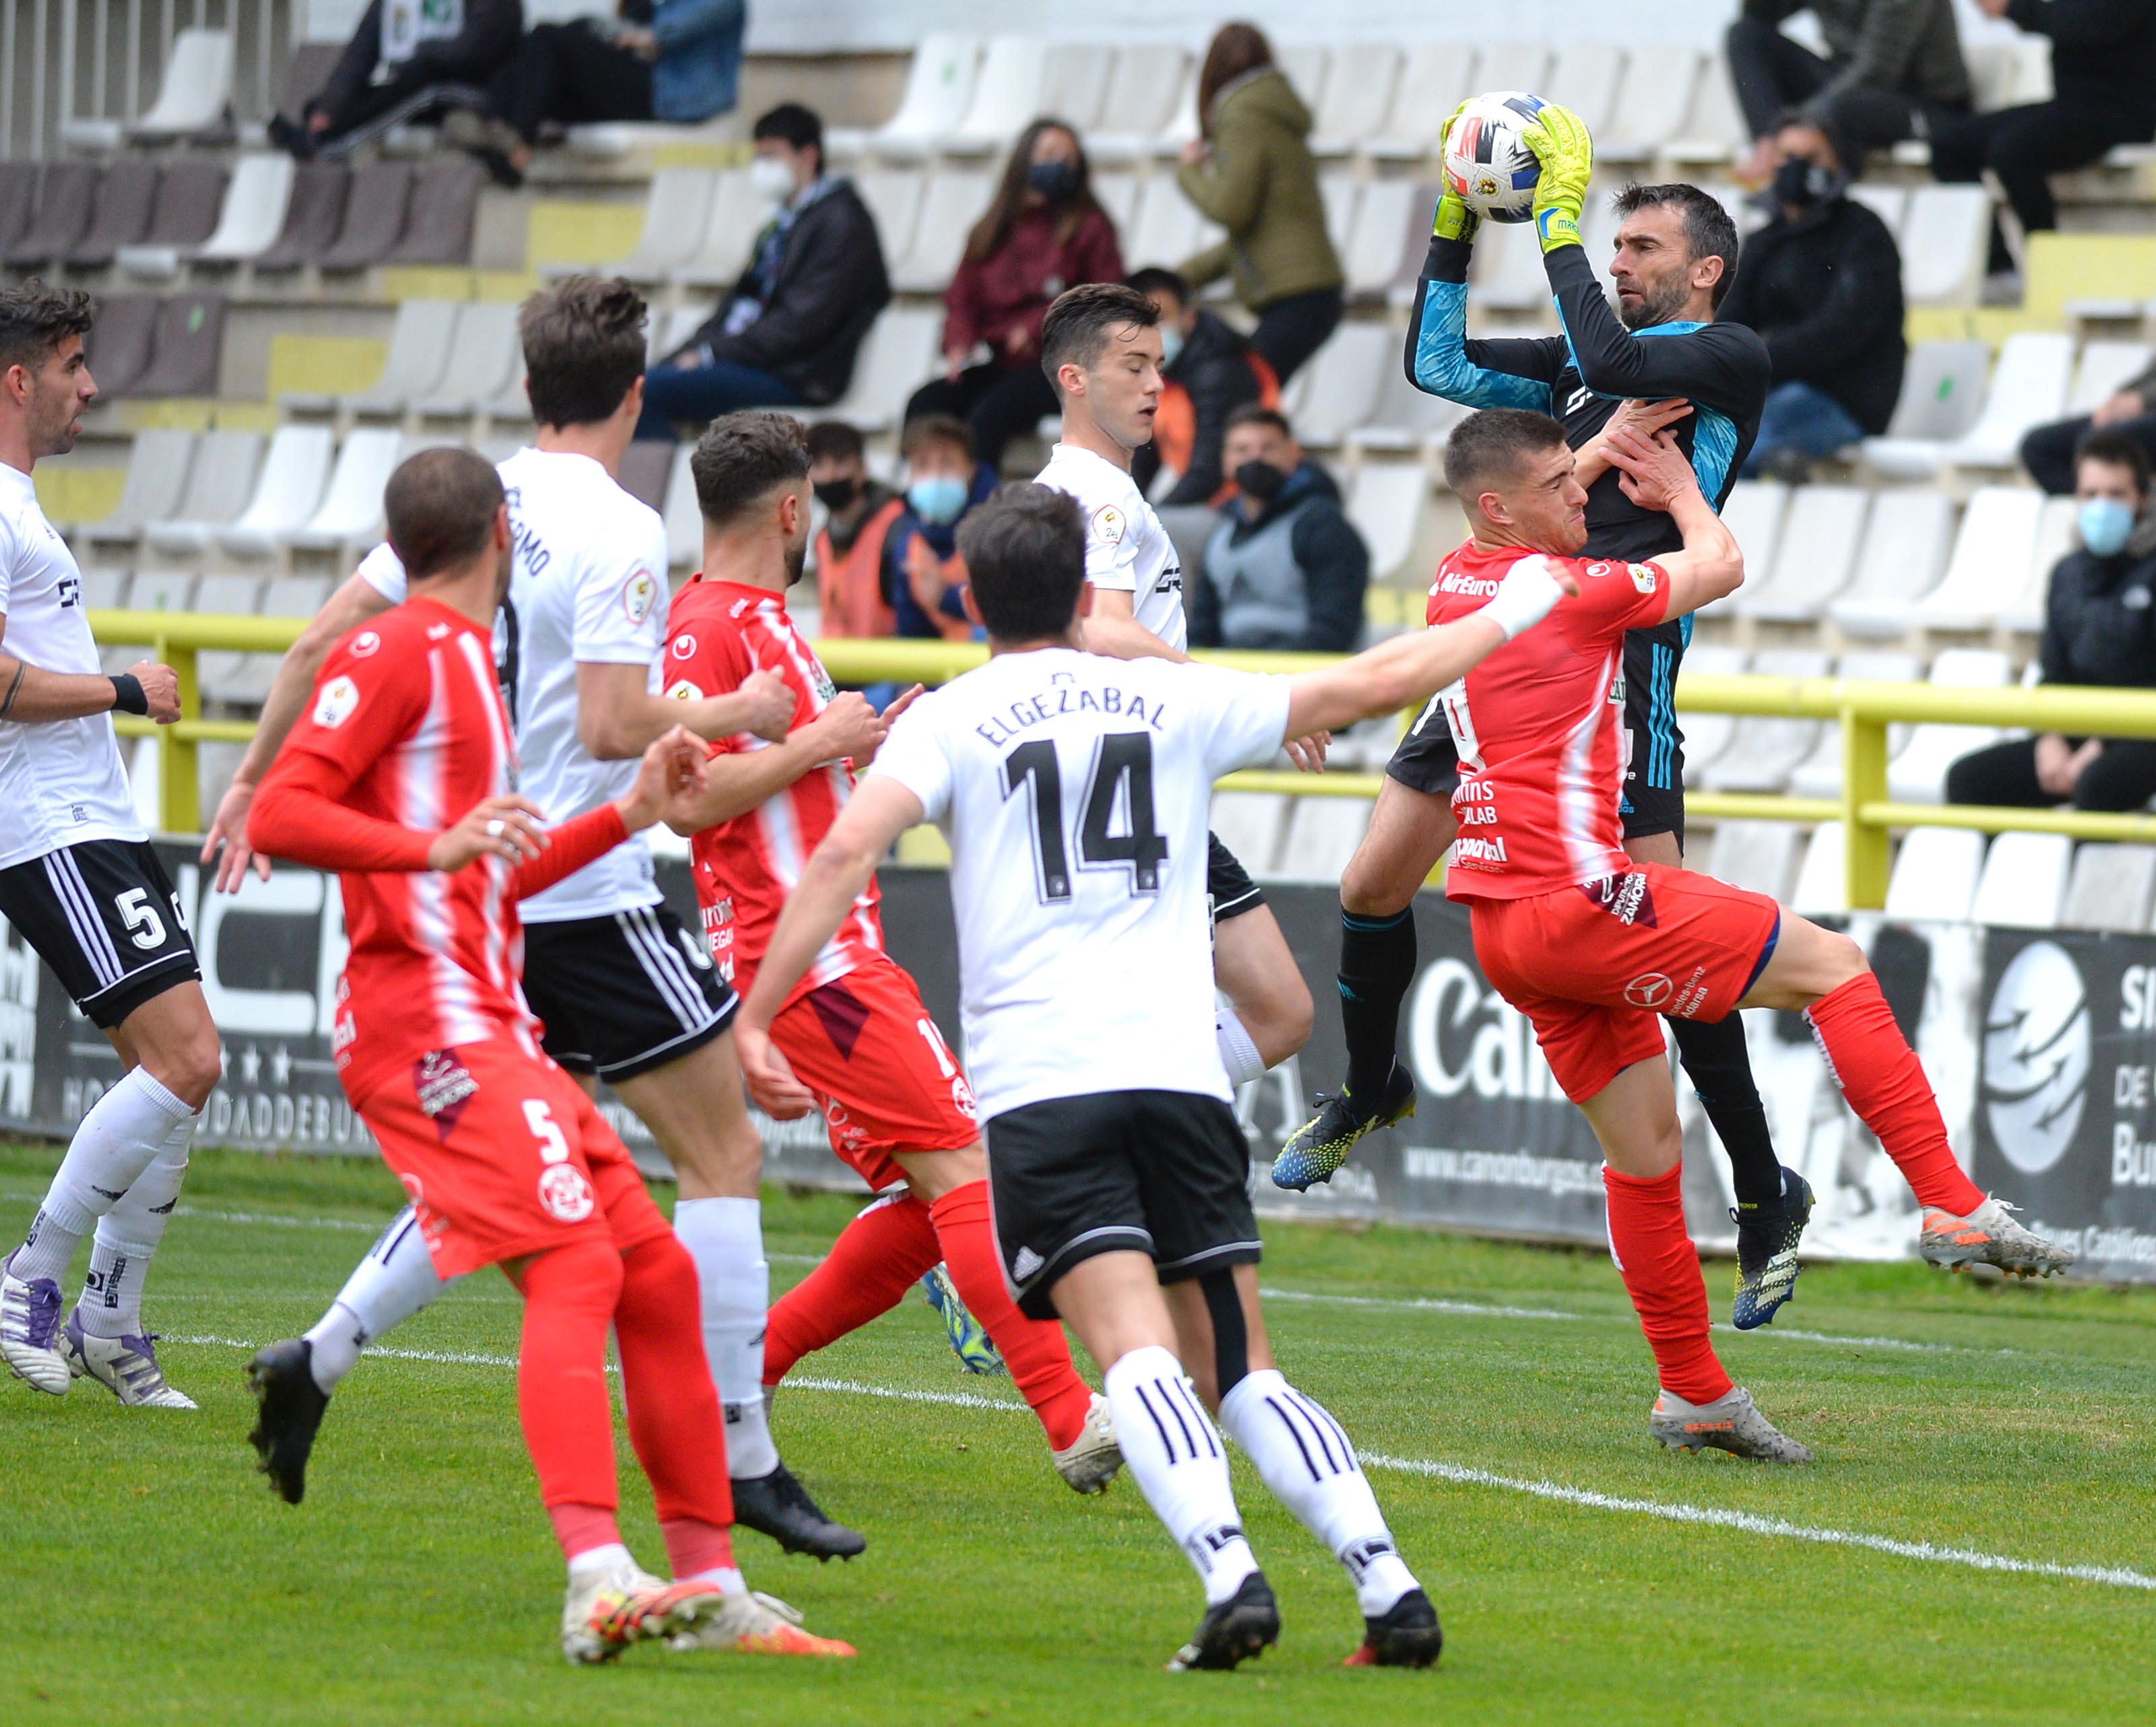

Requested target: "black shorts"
[
  {"left": 984, "top": 1088, "right": 1261, "bottom": 1321},
  {"left": 0, "top": 839, "right": 199, "bottom": 1029},
  {"left": 1385, "top": 693, "right": 1463, "bottom": 797},
  {"left": 1620, "top": 619, "right": 1687, "bottom": 849},
  {"left": 521, "top": 903, "right": 736, "bottom": 1083},
  {"left": 1206, "top": 833, "right": 1264, "bottom": 924}
]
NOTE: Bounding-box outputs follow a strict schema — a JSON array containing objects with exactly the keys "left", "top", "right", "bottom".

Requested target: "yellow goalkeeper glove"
[
  {"left": 1521, "top": 102, "right": 1593, "bottom": 255},
  {"left": 1431, "top": 100, "right": 1480, "bottom": 245}
]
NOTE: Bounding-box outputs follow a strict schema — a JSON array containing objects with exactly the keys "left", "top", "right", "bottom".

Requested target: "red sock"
[
  {"left": 928, "top": 1181, "right": 1093, "bottom": 1452},
  {"left": 548, "top": 1503, "right": 623, "bottom": 1564},
  {"left": 612, "top": 1235, "right": 735, "bottom": 1534},
  {"left": 764, "top": 1192, "right": 940, "bottom": 1386},
  {"left": 1602, "top": 1165, "right": 1731, "bottom": 1405},
  {"left": 515, "top": 1239, "right": 625, "bottom": 1553},
  {"left": 1805, "top": 973, "right": 1986, "bottom": 1214},
  {"left": 659, "top": 1517, "right": 738, "bottom": 1584}
]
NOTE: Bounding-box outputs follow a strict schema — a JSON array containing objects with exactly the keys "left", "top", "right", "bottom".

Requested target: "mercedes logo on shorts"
[
  {"left": 1624, "top": 973, "right": 1674, "bottom": 1009},
  {"left": 1981, "top": 940, "right": 2091, "bottom": 1175}
]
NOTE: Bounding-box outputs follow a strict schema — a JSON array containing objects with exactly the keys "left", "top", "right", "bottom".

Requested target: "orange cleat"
[{"left": 669, "top": 1590, "right": 857, "bottom": 1656}]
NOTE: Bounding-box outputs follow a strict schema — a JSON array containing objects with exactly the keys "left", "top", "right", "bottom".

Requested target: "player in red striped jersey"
[
  {"left": 660, "top": 413, "right": 1121, "bottom": 1491},
  {"left": 248, "top": 449, "right": 854, "bottom": 1664}
]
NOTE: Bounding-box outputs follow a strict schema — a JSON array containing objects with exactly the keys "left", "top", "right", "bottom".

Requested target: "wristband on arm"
[{"left": 109, "top": 674, "right": 150, "bottom": 716}]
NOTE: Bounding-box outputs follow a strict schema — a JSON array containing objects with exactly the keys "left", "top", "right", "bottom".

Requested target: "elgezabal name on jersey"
[{"left": 970, "top": 680, "right": 1170, "bottom": 748}]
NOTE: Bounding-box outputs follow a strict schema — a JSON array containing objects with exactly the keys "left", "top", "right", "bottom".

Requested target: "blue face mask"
[
  {"left": 908, "top": 475, "right": 969, "bottom": 527},
  {"left": 2080, "top": 496, "right": 2136, "bottom": 558},
  {"left": 1158, "top": 323, "right": 1184, "bottom": 369}
]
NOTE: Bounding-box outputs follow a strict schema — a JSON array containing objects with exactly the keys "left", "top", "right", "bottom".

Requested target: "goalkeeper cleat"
[
  {"left": 669, "top": 1590, "right": 856, "bottom": 1656},
  {"left": 1273, "top": 1061, "right": 1416, "bottom": 1192},
  {"left": 1920, "top": 1196, "right": 2077, "bottom": 1278},
  {"left": 1649, "top": 1386, "right": 1812, "bottom": 1464},
  {"left": 1166, "top": 1572, "right": 1280, "bottom": 1672},
  {"left": 0, "top": 1254, "right": 69, "bottom": 1395},
  {"left": 1343, "top": 1588, "right": 1443, "bottom": 1669},
  {"left": 1731, "top": 1168, "right": 1814, "bottom": 1331},
  {"left": 731, "top": 1462, "right": 866, "bottom": 1561},
  {"left": 561, "top": 1562, "right": 724, "bottom": 1665},
  {"left": 920, "top": 1263, "right": 1005, "bottom": 1375},
  {"left": 1051, "top": 1392, "right": 1124, "bottom": 1494},
  {"left": 63, "top": 1312, "right": 195, "bottom": 1408},
  {"left": 247, "top": 1338, "right": 330, "bottom": 1504}
]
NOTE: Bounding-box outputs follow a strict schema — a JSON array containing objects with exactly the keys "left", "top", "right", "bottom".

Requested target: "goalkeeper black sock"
[
  {"left": 1337, "top": 907, "right": 1416, "bottom": 1101},
  {"left": 1669, "top": 1014, "right": 1784, "bottom": 1225}
]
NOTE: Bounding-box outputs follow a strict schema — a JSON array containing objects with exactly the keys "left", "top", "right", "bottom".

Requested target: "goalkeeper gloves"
[
  {"left": 1521, "top": 102, "right": 1594, "bottom": 255},
  {"left": 1431, "top": 100, "right": 1480, "bottom": 245}
]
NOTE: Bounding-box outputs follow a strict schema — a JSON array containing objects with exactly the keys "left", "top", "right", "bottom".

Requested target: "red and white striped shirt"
[{"left": 662, "top": 577, "right": 883, "bottom": 1007}]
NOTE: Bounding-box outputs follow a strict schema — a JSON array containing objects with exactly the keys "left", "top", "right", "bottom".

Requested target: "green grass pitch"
[{"left": 3, "top": 1141, "right": 2153, "bottom": 1726}]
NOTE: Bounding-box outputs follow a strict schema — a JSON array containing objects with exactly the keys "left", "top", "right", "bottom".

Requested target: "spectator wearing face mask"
[
  {"left": 887, "top": 416, "right": 996, "bottom": 642},
  {"left": 1720, "top": 118, "right": 1905, "bottom": 482},
  {"left": 1189, "top": 405, "right": 1368, "bottom": 654},
  {"left": 1945, "top": 430, "right": 2156, "bottom": 812},
  {"left": 1127, "top": 266, "right": 1278, "bottom": 507},
  {"left": 806, "top": 419, "right": 905, "bottom": 639},
  {"left": 903, "top": 119, "right": 1124, "bottom": 472}
]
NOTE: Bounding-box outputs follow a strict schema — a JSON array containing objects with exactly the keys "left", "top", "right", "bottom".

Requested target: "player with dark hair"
[{"left": 1280, "top": 107, "right": 1812, "bottom": 1333}]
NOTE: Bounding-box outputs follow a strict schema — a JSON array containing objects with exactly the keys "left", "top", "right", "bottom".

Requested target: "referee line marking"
[{"left": 170, "top": 1330, "right": 2155, "bottom": 1594}]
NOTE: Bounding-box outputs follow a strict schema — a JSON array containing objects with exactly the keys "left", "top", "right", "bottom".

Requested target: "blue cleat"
[
  {"left": 1731, "top": 1167, "right": 1813, "bottom": 1330},
  {"left": 920, "top": 1264, "right": 1005, "bottom": 1375},
  {"left": 1272, "top": 1061, "right": 1416, "bottom": 1192}
]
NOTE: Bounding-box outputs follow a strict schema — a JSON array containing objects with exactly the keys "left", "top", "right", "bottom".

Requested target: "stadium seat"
[
  {"left": 2068, "top": 339, "right": 2153, "bottom": 414},
  {"left": 1087, "top": 48, "right": 1193, "bottom": 165},
  {"left": 80, "top": 294, "right": 161, "bottom": 400},
  {"left": 128, "top": 292, "right": 228, "bottom": 399},
  {"left": 558, "top": 167, "right": 716, "bottom": 284},
  {"left": 122, "top": 572, "right": 198, "bottom": 618},
  {"left": 63, "top": 161, "right": 165, "bottom": 271},
  {"left": 821, "top": 306, "right": 943, "bottom": 434},
  {"left": 1664, "top": 62, "right": 1748, "bottom": 166},
  {"left": 1701, "top": 648, "right": 1831, "bottom": 793},
  {"left": 1318, "top": 172, "right": 1362, "bottom": 261},
  {"left": 1734, "top": 484, "right": 1868, "bottom": 622},
  {"left": 854, "top": 169, "right": 929, "bottom": 278},
  {"left": 1040, "top": 43, "right": 1115, "bottom": 132},
  {"left": 1208, "top": 791, "right": 1288, "bottom": 874},
  {"left": 2000, "top": 496, "right": 2078, "bottom": 636},
  {"left": 894, "top": 170, "right": 996, "bottom": 294},
  {"left": 1273, "top": 46, "right": 1333, "bottom": 113},
  {"left": 1470, "top": 218, "right": 1556, "bottom": 315},
  {"left": 1308, "top": 45, "right": 1404, "bottom": 158},
  {"left": 670, "top": 170, "right": 771, "bottom": 289},
  {"left": 1883, "top": 826, "right": 1984, "bottom": 923},
  {"left": 0, "top": 162, "right": 36, "bottom": 257},
  {"left": 416, "top": 300, "right": 522, "bottom": 419},
  {"left": 1789, "top": 820, "right": 1848, "bottom": 915},
  {"left": 1828, "top": 491, "right": 1958, "bottom": 639},
  {"left": 195, "top": 575, "right": 271, "bottom": 705},
  {"left": 218, "top": 426, "right": 336, "bottom": 558},
  {"left": 662, "top": 446, "right": 701, "bottom": 569},
  {"left": 1338, "top": 180, "right": 1420, "bottom": 304},
  {"left": 1864, "top": 334, "right": 2064, "bottom": 477},
  {"left": 75, "top": 571, "right": 129, "bottom": 613},
  {"left": 1364, "top": 45, "right": 1481, "bottom": 165},
  {"left": 1283, "top": 323, "right": 1393, "bottom": 448},
  {"left": 649, "top": 304, "right": 712, "bottom": 362},
  {"left": 110, "top": 160, "right": 230, "bottom": 280},
  {"left": 320, "top": 162, "right": 416, "bottom": 273},
  {"left": 831, "top": 34, "right": 980, "bottom": 163},
  {"left": 1345, "top": 461, "right": 1429, "bottom": 586},
  {"left": 2064, "top": 843, "right": 2156, "bottom": 933},
  {"left": 381, "top": 155, "right": 483, "bottom": 267},
  {"left": 251, "top": 161, "right": 350, "bottom": 273},
  {"left": 144, "top": 428, "right": 265, "bottom": 558},
  {"left": 1715, "top": 478, "right": 1790, "bottom": 585},
  {"left": 1886, "top": 647, "right": 2015, "bottom": 804},
  {"left": 80, "top": 428, "right": 197, "bottom": 553},
  {"left": 1276, "top": 796, "right": 1376, "bottom": 879},
  {"left": 288, "top": 430, "right": 411, "bottom": 558},
  {"left": 1845, "top": 182, "right": 1911, "bottom": 238},
  {"left": 1544, "top": 44, "right": 1626, "bottom": 143},
  {"left": 62, "top": 27, "right": 235, "bottom": 150},
  {"left": 1786, "top": 649, "right": 1923, "bottom": 800},
  {"left": 1121, "top": 177, "right": 1219, "bottom": 278},
  {"left": 1910, "top": 486, "right": 2046, "bottom": 631},
  {"left": 1473, "top": 43, "right": 1555, "bottom": 100},
  {"left": 1971, "top": 832, "right": 2072, "bottom": 929},
  {"left": 1348, "top": 358, "right": 1468, "bottom": 457},
  {"left": 5, "top": 161, "right": 100, "bottom": 271},
  {"left": 1599, "top": 46, "right": 1703, "bottom": 162},
  {"left": 1674, "top": 644, "right": 1750, "bottom": 781},
  {"left": 1704, "top": 819, "right": 1801, "bottom": 899},
  {"left": 311, "top": 298, "right": 459, "bottom": 420},
  {"left": 1899, "top": 185, "right": 1994, "bottom": 306}
]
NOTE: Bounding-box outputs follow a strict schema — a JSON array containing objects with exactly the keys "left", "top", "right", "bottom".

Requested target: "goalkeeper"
[{"left": 1279, "top": 106, "right": 1802, "bottom": 1331}]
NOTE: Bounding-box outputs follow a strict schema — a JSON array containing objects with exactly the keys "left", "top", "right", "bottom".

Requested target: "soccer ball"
[{"left": 1442, "top": 90, "right": 1549, "bottom": 224}]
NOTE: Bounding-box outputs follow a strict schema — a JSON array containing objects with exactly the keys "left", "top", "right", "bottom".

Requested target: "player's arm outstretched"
[
  {"left": 1600, "top": 426, "right": 1745, "bottom": 618},
  {"left": 577, "top": 659, "right": 794, "bottom": 758},
  {"left": 0, "top": 624, "right": 178, "bottom": 725},
  {"left": 662, "top": 686, "right": 921, "bottom": 834}
]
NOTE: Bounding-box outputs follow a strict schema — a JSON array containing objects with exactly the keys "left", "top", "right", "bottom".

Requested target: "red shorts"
[
  {"left": 770, "top": 956, "right": 980, "bottom": 1191},
  {"left": 1466, "top": 864, "right": 1781, "bottom": 1105},
  {"left": 352, "top": 1035, "right": 670, "bottom": 1278}
]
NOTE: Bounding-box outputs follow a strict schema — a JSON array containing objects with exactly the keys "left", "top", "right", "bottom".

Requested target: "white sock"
[
  {"left": 684, "top": 1564, "right": 747, "bottom": 1596},
  {"left": 567, "top": 1541, "right": 634, "bottom": 1581},
  {"left": 77, "top": 1106, "right": 194, "bottom": 1338},
  {"left": 1217, "top": 1368, "right": 1418, "bottom": 1616},
  {"left": 11, "top": 1068, "right": 195, "bottom": 1286},
  {"left": 1215, "top": 1007, "right": 1267, "bottom": 1086},
  {"left": 672, "top": 1196, "right": 778, "bottom": 1479},
  {"left": 303, "top": 1206, "right": 451, "bottom": 1393},
  {"left": 1104, "top": 1345, "right": 1259, "bottom": 1605}
]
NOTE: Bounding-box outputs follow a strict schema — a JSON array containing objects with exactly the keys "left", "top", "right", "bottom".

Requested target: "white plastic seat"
[
  {"left": 894, "top": 170, "right": 996, "bottom": 294},
  {"left": 2001, "top": 496, "right": 2079, "bottom": 636},
  {"left": 821, "top": 307, "right": 943, "bottom": 434},
  {"left": 2068, "top": 339, "right": 2153, "bottom": 414},
  {"left": 1736, "top": 484, "right": 1867, "bottom": 622},
  {"left": 1863, "top": 339, "right": 1991, "bottom": 474},
  {"left": 830, "top": 35, "right": 981, "bottom": 162},
  {"left": 1318, "top": 172, "right": 1361, "bottom": 262},
  {"left": 1887, "top": 648, "right": 2015, "bottom": 804},
  {"left": 1544, "top": 44, "right": 1626, "bottom": 143},
  {"left": 82, "top": 429, "right": 196, "bottom": 549},
  {"left": 1789, "top": 822, "right": 1849, "bottom": 916},
  {"left": 1285, "top": 324, "right": 1393, "bottom": 449},
  {"left": 943, "top": 37, "right": 1050, "bottom": 156},
  {"left": 854, "top": 168, "right": 928, "bottom": 275},
  {"left": 217, "top": 426, "right": 335, "bottom": 558},
  {"left": 1900, "top": 185, "right": 1994, "bottom": 307},
  {"left": 1338, "top": 179, "right": 1418, "bottom": 301},
  {"left": 663, "top": 447, "right": 701, "bottom": 570},
  {"left": 1910, "top": 487, "right": 2046, "bottom": 631},
  {"left": 1208, "top": 792, "right": 1289, "bottom": 874},
  {"left": 668, "top": 170, "right": 770, "bottom": 290},
  {"left": 1469, "top": 219, "right": 1554, "bottom": 314},
  {"left": 1276, "top": 797, "right": 1376, "bottom": 879},
  {"left": 1606, "top": 47, "right": 1703, "bottom": 160},
  {"left": 1308, "top": 45, "right": 1404, "bottom": 156},
  {"left": 2065, "top": 843, "right": 2156, "bottom": 932},
  {"left": 1040, "top": 43, "right": 1116, "bottom": 132},
  {"left": 1787, "top": 650, "right": 1924, "bottom": 800},
  {"left": 1666, "top": 62, "right": 1748, "bottom": 165},
  {"left": 121, "top": 572, "right": 197, "bottom": 616},
  {"left": 1708, "top": 480, "right": 1789, "bottom": 618},
  {"left": 1674, "top": 645, "right": 1749, "bottom": 781},
  {"left": 1846, "top": 182, "right": 1911, "bottom": 237},
  {"left": 1273, "top": 46, "right": 1331, "bottom": 114},
  {"left": 194, "top": 575, "right": 269, "bottom": 704},
  {"left": 1344, "top": 462, "right": 1427, "bottom": 585},
  {"left": 1364, "top": 44, "right": 1482, "bottom": 164},
  {"left": 65, "top": 28, "right": 234, "bottom": 150},
  {"left": 1348, "top": 362, "right": 1469, "bottom": 457},
  {"left": 1701, "top": 649, "right": 1831, "bottom": 793},
  {"left": 1971, "top": 833, "right": 2072, "bottom": 929},
  {"left": 416, "top": 301, "right": 522, "bottom": 418},
  {"left": 143, "top": 428, "right": 263, "bottom": 558},
  {"left": 288, "top": 430, "right": 410, "bottom": 556},
  {"left": 121, "top": 153, "right": 292, "bottom": 278},
  {"left": 558, "top": 167, "right": 715, "bottom": 284},
  {"left": 1953, "top": 331, "right": 2074, "bottom": 468},
  {"left": 319, "top": 298, "right": 458, "bottom": 418},
  {"left": 1884, "top": 826, "right": 1985, "bottom": 922},
  {"left": 1088, "top": 48, "right": 1193, "bottom": 165},
  {"left": 1705, "top": 820, "right": 1800, "bottom": 899},
  {"left": 1828, "top": 491, "right": 1959, "bottom": 638},
  {"left": 1473, "top": 43, "right": 1554, "bottom": 100}
]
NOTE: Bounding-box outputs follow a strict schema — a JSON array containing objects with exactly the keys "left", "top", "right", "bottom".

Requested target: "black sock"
[
  {"left": 1668, "top": 1014, "right": 1783, "bottom": 1223},
  {"left": 1337, "top": 907, "right": 1416, "bottom": 1100}
]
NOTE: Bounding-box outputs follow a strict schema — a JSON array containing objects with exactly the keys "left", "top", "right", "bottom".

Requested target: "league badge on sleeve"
[
  {"left": 1628, "top": 564, "right": 1657, "bottom": 595},
  {"left": 313, "top": 675, "right": 360, "bottom": 729},
  {"left": 621, "top": 568, "right": 658, "bottom": 624},
  {"left": 1091, "top": 503, "right": 1125, "bottom": 546}
]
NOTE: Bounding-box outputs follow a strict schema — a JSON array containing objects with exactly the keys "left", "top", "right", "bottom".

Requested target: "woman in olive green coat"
[{"left": 1174, "top": 21, "right": 1345, "bottom": 385}]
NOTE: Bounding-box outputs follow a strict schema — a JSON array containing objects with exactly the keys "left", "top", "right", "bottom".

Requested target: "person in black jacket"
[
  {"left": 270, "top": 0, "right": 523, "bottom": 160},
  {"left": 1946, "top": 430, "right": 2156, "bottom": 810},
  {"left": 1932, "top": 0, "right": 2156, "bottom": 278},
  {"left": 1721, "top": 119, "right": 1905, "bottom": 480},
  {"left": 1127, "top": 267, "right": 1267, "bottom": 507},
  {"left": 635, "top": 104, "right": 891, "bottom": 441}
]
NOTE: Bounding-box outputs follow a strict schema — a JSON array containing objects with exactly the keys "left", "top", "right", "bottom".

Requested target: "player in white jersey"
[
  {"left": 1032, "top": 283, "right": 1315, "bottom": 1095},
  {"left": 0, "top": 284, "right": 222, "bottom": 1410},
  {"left": 733, "top": 483, "right": 1573, "bottom": 1671},
  {"left": 208, "top": 280, "right": 861, "bottom": 1559}
]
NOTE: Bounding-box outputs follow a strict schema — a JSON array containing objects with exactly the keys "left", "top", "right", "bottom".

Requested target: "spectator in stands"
[
  {"left": 903, "top": 120, "right": 1122, "bottom": 472},
  {"left": 1127, "top": 266, "right": 1275, "bottom": 507},
  {"left": 1931, "top": 0, "right": 2156, "bottom": 284},
  {"left": 635, "top": 104, "right": 889, "bottom": 440},
  {"left": 449, "top": 0, "right": 747, "bottom": 188},
  {"left": 269, "top": 0, "right": 523, "bottom": 160},
  {"left": 1173, "top": 22, "right": 1344, "bottom": 387},
  {"left": 1725, "top": 0, "right": 1971, "bottom": 183},
  {"left": 2023, "top": 354, "right": 2156, "bottom": 495},
  {"left": 1722, "top": 119, "right": 1906, "bottom": 481},
  {"left": 808, "top": 420, "right": 903, "bottom": 639},
  {"left": 1945, "top": 430, "right": 2156, "bottom": 812},
  {"left": 1189, "top": 405, "right": 1367, "bottom": 653},
  {"left": 887, "top": 415, "right": 994, "bottom": 642}
]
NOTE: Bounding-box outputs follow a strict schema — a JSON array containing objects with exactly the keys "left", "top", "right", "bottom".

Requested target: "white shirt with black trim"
[
  {"left": 0, "top": 463, "right": 143, "bottom": 871},
  {"left": 866, "top": 646, "right": 1290, "bottom": 1119},
  {"left": 1034, "top": 441, "right": 1186, "bottom": 653},
  {"left": 356, "top": 447, "right": 670, "bottom": 923}
]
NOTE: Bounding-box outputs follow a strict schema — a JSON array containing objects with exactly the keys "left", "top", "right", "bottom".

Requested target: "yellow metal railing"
[{"left": 92, "top": 612, "right": 2156, "bottom": 911}]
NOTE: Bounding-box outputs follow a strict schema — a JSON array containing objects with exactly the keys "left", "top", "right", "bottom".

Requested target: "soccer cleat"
[
  {"left": 1731, "top": 1168, "right": 1814, "bottom": 1331},
  {"left": 1343, "top": 1587, "right": 1443, "bottom": 1668},
  {"left": 730, "top": 1462, "right": 866, "bottom": 1561},
  {"left": 1272, "top": 1061, "right": 1417, "bottom": 1192},
  {"left": 920, "top": 1263, "right": 1005, "bottom": 1375},
  {"left": 1050, "top": 1392, "right": 1124, "bottom": 1494},
  {"left": 62, "top": 1312, "right": 195, "bottom": 1408},
  {"left": 1649, "top": 1386, "right": 1812, "bottom": 1464},
  {"left": 1, "top": 1254, "right": 69, "bottom": 1395},
  {"left": 246, "top": 1338, "right": 331, "bottom": 1504},
  {"left": 1920, "top": 1196, "right": 2077, "bottom": 1279},
  {"left": 561, "top": 1561, "right": 724, "bottom": 1665},
  {"left": 668, "top": 1590, "right": 856, "bottom": 1656},
  {"left": 1166, "top": 1572, "right": 1281, "bottom": 1672}
]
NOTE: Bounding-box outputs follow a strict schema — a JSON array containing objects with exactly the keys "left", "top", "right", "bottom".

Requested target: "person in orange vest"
[
  {"left": 889, "top": 414, "right": 994, "bottom": 644},
  {"left": 806, "top": 420, "right": 904, "bottom": 639},
  {"left": 1128, "top": 267, "right": 1278, "bottom": 508}
]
